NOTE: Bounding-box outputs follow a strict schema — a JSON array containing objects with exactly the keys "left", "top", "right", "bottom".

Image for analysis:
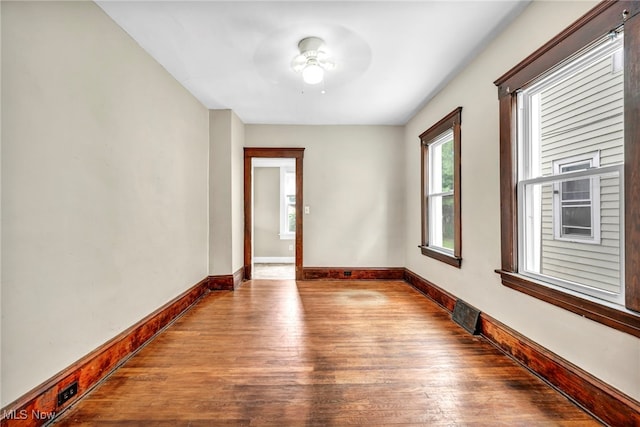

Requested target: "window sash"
[
  {"left": 427, "top": 131, "right": 454, "bottom": 254},
  {"left": 517, "top": 164, "right": 623, "bottom": 305},
  {"left": 428, "top": 191, "right": 454, "bottom": 254},
  {"left": 515, "top": 31, "right": 621, "bottom": 293},
  {"left": 428, "top": 131, "right": 454, "bottom": 195}
]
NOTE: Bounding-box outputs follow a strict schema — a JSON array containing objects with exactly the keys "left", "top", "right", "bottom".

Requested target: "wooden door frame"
[{"left": 244, "top": 147, "right": 305, "bottom": 280}]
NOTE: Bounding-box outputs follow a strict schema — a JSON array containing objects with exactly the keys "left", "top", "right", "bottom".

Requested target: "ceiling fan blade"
[
  {"left": 319, "top": 59, "right": 336, "bottom": 71},
  {"left": 291, "top": 54, "right": 307, "bottom": 71}
]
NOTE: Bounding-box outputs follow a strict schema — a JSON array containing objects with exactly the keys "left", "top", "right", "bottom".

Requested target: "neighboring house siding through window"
[
  {"left": 537, "top": 44, "right": 623, "bottom": 296},
  {"left": 494, "top": 0, "right": 640, "bottom": 335}
]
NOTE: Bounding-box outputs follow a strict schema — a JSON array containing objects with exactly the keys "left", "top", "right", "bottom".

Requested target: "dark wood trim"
[
  {"left": 420, "top": 130, "right": 427, "bottom": 248},
  {"left": 418, "top": 107, "right": 462, "bottom": 141},
  {"left": 0, "top": 278, "right": 210, "bottom": 427},
  {"left": 498, "top": 94, "right": 517, "bottom": 272},
  {"left": 243, "top": 147, "right": 307, "bottom": 159},
  {"left": 495, "top": 0, "right": 640, "bottom": 333},
  {"left": 497, "top": 270, "right": 640, "bottom": 338},
  {"left": 243, "top": 152, "right": 252, "bottom": 281},
  {"left": 403, "top": 269, "right": 457, "bottom": 312},
  {"left": 208, "top": 266, "right": 245, "bottom": 291},
  {"left": 419, "top": 107, "right": 463, "bottom": 267},
  {"left": 419, "top": 246, "right": 461, "bottom": 268},
  {"left": 233, "top": 266, "right": 245, "bottom": 289},
  {"left": 243, "top": 147, "right": 305, "bottom": 281},
  {"left": 403, "top": 268, "right": 640, "bottom": 426},
  {"left": 625, "top": 8, "right": 640, "bottom": 312},
  {"left": 452, "top": 108, "right": 462, "bottom": 261},
  {"left": 295, "top": 156, "right": 304, "bottom": 281},
  {"left": 303, "top": 267, "right": 405, "bottom": 281},
  {"left": 208, "top": 274, "right": 233, "bottom": 291},
  {"left": 480, "top": 313, "right": 640, "bottom": 426},
  {"left": 494, "top": 1, "right": 638, "bottom": 92}
]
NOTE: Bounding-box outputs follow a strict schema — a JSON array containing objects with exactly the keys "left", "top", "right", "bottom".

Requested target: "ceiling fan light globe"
[{"left": 302, "top": 64, "right": 324, "bottom": 85}]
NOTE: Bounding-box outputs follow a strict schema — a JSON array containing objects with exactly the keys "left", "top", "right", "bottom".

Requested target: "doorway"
[
  {"left": 244, "top": 147, "right": 304, "bottom": 280},
  {"left": 252, "top": 158, "right": 295, "bottom": 279}
]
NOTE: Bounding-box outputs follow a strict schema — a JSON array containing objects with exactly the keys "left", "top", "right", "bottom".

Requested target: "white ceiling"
[{"left": 96, "top": 1, "right": 530, "bottom": 125}]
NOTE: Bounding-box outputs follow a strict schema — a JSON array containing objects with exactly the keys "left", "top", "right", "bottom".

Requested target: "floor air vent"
[{"left": 452, "top": 299, "right": 481, "bottom": 335}]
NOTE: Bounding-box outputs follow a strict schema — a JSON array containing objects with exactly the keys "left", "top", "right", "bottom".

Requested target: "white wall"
[
  {"left": 245, "top": 125, "right": 405, "bottom": 267},
  {"left": 208, "top": 109, "right": 245, "bottom": 276},
  {"left": 403, "top": 0, "right": 639, "bottom": 400},
  {"left": 231, "top": 112, "right": 245, "bottom": 273},
  {"left": 209, "top": 110, "right": 233, "bottom": 275},
  {"left": 1, "top": 1, "right": 209, "bottom": 406},
  {"left": 254, "top": 167, "right": 293, "bottom": 259}
]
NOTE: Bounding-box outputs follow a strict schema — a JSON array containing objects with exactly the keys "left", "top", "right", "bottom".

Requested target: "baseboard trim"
[
  {"left": 254, "top": 257, "right": 295, "bottom": 263},
  {"left": 4, "top": 269, "right": 637, "bottom": 426},
  {"left": 233, "top": 266, "right": 245, "bottom": 289},
  {"left": 303, "top": 267, "right": 405, "bottom": 280},
  {"left": 403, "top": 268, "right": 640, "bottom": 426},
  {"left": 209, "top": 266, "right": 245, "bottom": 291},
  {"left": 208, "top": 274, "right": 233, "bottom": 290},
  {"left": 0, "top": 277, "right": 210, "bottom": 427},
  {"left": 480, "top": 313, "right": 640, "bottom": 426},
  {"left": 403, "top": 269, "right": 456, "bottom": 312}
]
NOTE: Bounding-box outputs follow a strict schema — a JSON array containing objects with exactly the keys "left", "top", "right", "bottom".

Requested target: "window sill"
[
  {"left": 496, "top": 270, "right": 640, "bottom": 338},
  {"left": 279, "top": 233, "right": 295, "bottom": 241},
  {"left": 420, "top": 246, "right": 461, "bottom": 268},
  {"left": 553, "top": 235, "right": 601, "bottom": 245}
]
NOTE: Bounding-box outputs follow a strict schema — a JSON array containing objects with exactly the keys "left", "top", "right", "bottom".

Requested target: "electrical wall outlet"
[
  {"left": 57, "top": 381, "right": 78, "bottom": 406},
  {"left": 288, "top": 244, "right": 293, "bottom": 251}
]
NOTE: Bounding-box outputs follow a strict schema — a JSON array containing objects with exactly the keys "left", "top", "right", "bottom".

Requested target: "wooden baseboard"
[
  {"left": 233, "top": 266, "right": 245, "bottom": 288},
  {"left": 208, "top": 274, "right": 233, "bottom": 290},
  {"left": 403, "top": 268, "right": 640, "bottom": 426},
  {"left": 403, "top": 269, "right": 456, "bottom": 312},
  {"left": 209, "top": 267, "right": 245, "bottom": 291},
  {"left": 4, "top": 268, "right": 637, "bottom": 426},
  {"left": 0, "top": 277, "right": 210, "bottom": 427},
  {"left": 480, "top": 313, "right": 640, "bottom": 426},
  {"left": 303, "top": 267, "right": 405, "bottom": 280}
]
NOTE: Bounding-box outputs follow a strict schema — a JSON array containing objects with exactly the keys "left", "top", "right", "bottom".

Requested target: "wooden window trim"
[
  {"left": 420, "top": 107, "right": 462, "bottom": 268},
  {"left": 494, "top": 0, "right": 640, "bottom": 336}
]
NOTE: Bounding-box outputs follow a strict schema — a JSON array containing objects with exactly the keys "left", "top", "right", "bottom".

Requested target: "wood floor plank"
[{"left": 53, "top": 280, "right": 600, "bottom": 426}]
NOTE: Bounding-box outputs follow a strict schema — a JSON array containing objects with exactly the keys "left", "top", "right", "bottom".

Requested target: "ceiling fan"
[{"left": 291, "top": 36, "right": 335, "bottom": 85}]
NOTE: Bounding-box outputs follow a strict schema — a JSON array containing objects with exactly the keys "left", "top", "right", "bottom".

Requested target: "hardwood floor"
[{"left": 53, "top": 280, "right": 600, "bottom": 426}]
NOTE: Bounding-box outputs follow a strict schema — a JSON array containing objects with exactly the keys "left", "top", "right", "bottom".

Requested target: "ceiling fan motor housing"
[{"left": 298, "top": 36, "right": 325, "bottom": 55}]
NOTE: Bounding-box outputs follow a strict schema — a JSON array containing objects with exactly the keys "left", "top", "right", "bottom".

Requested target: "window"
[
  {"left": 552, "top": 152, "right": 600, "bottom": 243},
  {"left": 495, "top": 1, "right": 640, "bottom": 336},
  {"left": 420, "top": 107, "right": 462, "bottom": 268},
  {"left": 280, "top": 167, "right": 296, "bottom": 239}
]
